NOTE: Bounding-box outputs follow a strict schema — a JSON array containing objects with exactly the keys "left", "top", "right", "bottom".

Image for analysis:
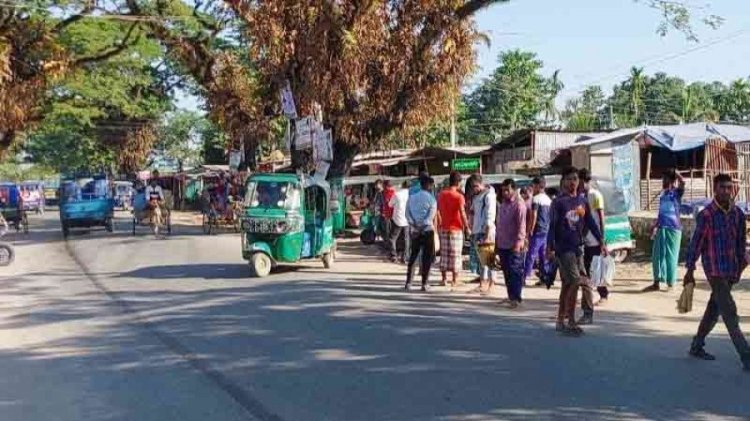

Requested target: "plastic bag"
[
  {"left": 602, "top": 255, "right": 615, "bottom": 287},
  {"left": 677, "top": 283, "right": 694, "bottom": 314},
  {"left": 590, "top": 256, "right": 604, "bottom": 287},
  {"left": 590, "top": 255, "right": 615, "bottom": 287}
]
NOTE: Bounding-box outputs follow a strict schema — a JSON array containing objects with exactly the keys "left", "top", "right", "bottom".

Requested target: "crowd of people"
[{"left": 364, "top": 168, "right": 750, "bottom": 370}]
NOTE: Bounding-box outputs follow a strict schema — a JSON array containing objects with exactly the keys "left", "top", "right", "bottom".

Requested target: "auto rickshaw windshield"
[{"left": 245, "top": 181, "right": 300, "bottom": 210}]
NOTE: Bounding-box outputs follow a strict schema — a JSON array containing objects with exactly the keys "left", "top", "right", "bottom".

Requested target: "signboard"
[
  {"left": 313, "top": 128, "right": 333, "bottom": 162},
  {"left": 451, "top": 158, "right": 481, "bottom": 172},
  {"left": 229, "top": 149, "right": 242, "bottom": 171},
  {"left": 279, "top": 80, "right": 298, "bottom": 119},
  {"left": 294, "top": 116, "right": 313, "bottom": 150}
]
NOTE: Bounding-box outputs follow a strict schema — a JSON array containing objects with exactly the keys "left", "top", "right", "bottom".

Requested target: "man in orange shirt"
[{"left": 437, "top": 171, "right": 471, "bottom": 288}]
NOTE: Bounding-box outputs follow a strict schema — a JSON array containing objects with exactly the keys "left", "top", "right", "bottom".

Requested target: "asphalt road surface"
[{"left": 1, "top": 212, "right": 749, "bottom": 421}]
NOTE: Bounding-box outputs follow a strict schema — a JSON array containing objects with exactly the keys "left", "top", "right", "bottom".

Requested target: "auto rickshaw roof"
[{"left": 248, "top": 173, "right": 301, "bottom": 184}]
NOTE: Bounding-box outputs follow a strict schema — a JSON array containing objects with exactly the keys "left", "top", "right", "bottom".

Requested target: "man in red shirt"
[
  {"left": 381, "top": 180, "right": 396, "bottom": 251},
  {"left": 437, "top": 172, "right": 471, "bottom": 288}
]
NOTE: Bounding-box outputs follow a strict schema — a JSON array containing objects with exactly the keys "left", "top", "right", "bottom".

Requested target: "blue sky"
[{"left": 177, "top": 0, "right": 750, "bottom": 111}]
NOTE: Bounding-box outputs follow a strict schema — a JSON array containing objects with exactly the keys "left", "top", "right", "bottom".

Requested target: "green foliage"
[
  {"left": 155, "top": 111, "right": 207, "bottom": 170},
  {"left": 464, "top": 50, "right": 562, "bottom": 143},
  {"left": 0, "top": 163, "right": 57, "bottom": 184},
  {"left": 562, "top": 86, "right": 606, "bottom": 131},
  {"left": 25, "top": 18, "right": 172, "bottom": 172}
]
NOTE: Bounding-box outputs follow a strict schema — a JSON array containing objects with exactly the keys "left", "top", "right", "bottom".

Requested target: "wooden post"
[
  {"left": 689, "top": 168, "right": 694, "bottom": 201},
  {"left": 703, "top": 146, "right": 710, "bottom": 198},
  {"left": 646, "top": 151, "right": 652, "bottom": 210}
]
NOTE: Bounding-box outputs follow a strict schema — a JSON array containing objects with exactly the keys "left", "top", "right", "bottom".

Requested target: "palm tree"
[
  {"left": 542, "top": 69, "right": 564, "bottom": 126},
  {"left": 629, "top": 67, "right": 646, "bottom": 123}
]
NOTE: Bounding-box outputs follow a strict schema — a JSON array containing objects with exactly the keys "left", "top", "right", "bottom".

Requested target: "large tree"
[
  {"left": 0, "top": 1, "right": 142, "bottom": 155},
  {"left": 23, "top": 17, "right": 172, "bottom": 173},
  {"left": 465, "top": 50, "right": 561, "bottom": 141},
  {"left": 225, "top": 0, "right": 504, "bottom": 175}
]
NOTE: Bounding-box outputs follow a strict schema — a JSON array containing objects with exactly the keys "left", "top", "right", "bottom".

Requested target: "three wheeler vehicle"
[
  {"left": 240, "top": 173, "right": 336, "bottom": 277},
  {"left": 0, "top": 183, "right": 28, "bottom": 234},
  {"left": 59, "top": 175, "right": 115, "bottom": 238},
  {"left": 113, "top": 181, "right": 134, "bottom": 210},
  {"left": 20, "top": 181, "right": 45, "bottom": 214},
  {"left": 131, "top": 189, "right": 171, "bottom": 236}
]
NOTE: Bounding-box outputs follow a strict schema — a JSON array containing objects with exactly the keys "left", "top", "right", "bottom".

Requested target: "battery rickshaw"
[
  {"left": 0, "top": 182, "right": 28, "bottom": 234},
  {"left": 59, "top": 175, "right": 115, "bottom": 237},
  {"left": 240, "top": 173, "right": 336, "bottom": 277}
]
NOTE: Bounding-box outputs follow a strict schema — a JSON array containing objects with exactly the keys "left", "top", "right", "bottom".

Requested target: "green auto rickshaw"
[{"left": 240, "top": 173, "right": 336, "bottom": 277}]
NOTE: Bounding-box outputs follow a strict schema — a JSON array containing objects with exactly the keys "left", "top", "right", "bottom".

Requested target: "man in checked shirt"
[{"left": 684, "top": 173, "right": 750, "bottom": 371}]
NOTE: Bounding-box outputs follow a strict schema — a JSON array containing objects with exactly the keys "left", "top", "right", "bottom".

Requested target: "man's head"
[
  {"left": 468, "top": 174, "right": 484, "bottom": 195},
  {"left": 532, "top": 177, "right": 545, "bottom": 195},
  {"left": 374, "top": 179, "right": 383, "bottom": 191},
  {"left": 713, "top": 173, "right": 734, "bottom": 206},
  {"left": 420, "top": 175, "right": 435, "bottom": 192},
  {"left": 663, "top": 169, "right": 677, "bottom": 190},
  {"left": 577, "top": 168, "right": 592, "bottom": 193},
  {"left": 401, "top": 181, "right": 409, "bottom": 189},
  {"left": 150, "top": 170, "right": 159, "bottom": 187},
  {"left": 520, "top": 187, "right": 530, "bottom": 201},
  {"left": 500, "top": 178, "right": 517, "bottom": 202},
  {"left": 561, "top": 166, "right": 579, "bottom": 195},
  {"left": 449, "top": 171, "right": 462, "bottom": 188}
]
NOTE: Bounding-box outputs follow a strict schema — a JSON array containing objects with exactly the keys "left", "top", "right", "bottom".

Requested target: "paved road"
[{"left": 1, "top": 212, "right": 749, "bottom": 421}]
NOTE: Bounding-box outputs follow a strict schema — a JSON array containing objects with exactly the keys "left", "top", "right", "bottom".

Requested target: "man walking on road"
[
  {"left": 405, "top": 176, "right": 437, "bottom": 292},
  {"left": 437, "top": 172, "right": 471, "bottom": 288},
  {"left": 579, "top": 168, "right": 607, "bottom": 323},
  {"left": 684, "top": 173, "right": 750, "bottom": 371},
  {"left": 496, "top": 179, "right": 527, "bottom": 308},
  {"left": 525, "top": 177, "right": 551, "bottom": 287},
  {"left": 547, "top": 167, "right": 606, "bottom": 336},
  {"left": 468, "top": 175, "right": 497, "bottom": 293},
  {"left": 646, "top": 169, "right": 685, "bottom": 292},
  {"left": 388, "top": 181, "right": 410, "bottom": 263}
]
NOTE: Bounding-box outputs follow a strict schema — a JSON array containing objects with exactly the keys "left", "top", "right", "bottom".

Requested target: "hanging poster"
[
  {"left": 612, "top": 143, "right": 634, "bottom": 211},
  {"left": 279, "top": 80, "right": 298, "bottom": 119}
]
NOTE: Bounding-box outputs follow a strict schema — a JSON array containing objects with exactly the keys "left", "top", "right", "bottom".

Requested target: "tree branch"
[
  {"left": 456, "top": 0, "right": 509, "bottom": 20},
  {"left": 54, "top": 1, "right": 96, "bottom": 33},
  {"left": 72, "top": 23, "right": 139, "bottom": 66}
]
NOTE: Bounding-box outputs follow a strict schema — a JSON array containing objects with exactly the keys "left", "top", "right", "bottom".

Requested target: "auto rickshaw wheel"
[
  {"left": 62, "top": 224, "right": 70, "bottom": 238},
  {"left": 0, "top": 243, "right": 14, "bottom": 266},
  {"left": 250, "top": 252, "right": 272, "bottom": 277},
  {"left": 22, "top": 214, "right": 29, "bottom": 234},
  {"left": 360, "top": 228, "right": 376, "bottom": 245},
  {"left": 322, "top": 251, "right": 334, "bottom": 269},
  {"left": 105, "top": 217, "right": 114, "bottom": 233},
  {"left": 611, "top": 249, "right": 629, "bottom": 263}
]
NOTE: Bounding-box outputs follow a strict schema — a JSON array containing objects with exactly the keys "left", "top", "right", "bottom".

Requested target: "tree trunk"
[
  {"left": 0, "top": 130, "right": 16, "bottom": 158},
  {"left": 328, "top": 140, "right": 360, "bottom": 178}
]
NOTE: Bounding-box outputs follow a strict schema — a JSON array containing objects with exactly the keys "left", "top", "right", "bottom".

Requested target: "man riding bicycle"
[{"left": 145, "top": 170, "right": 166, "bottom": 226}]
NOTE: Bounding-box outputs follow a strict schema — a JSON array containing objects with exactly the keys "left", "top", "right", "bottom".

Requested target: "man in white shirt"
[
  {"left": 388, "top": 181, "right": 410, "bottom": 263},
  {"left": 579, "top": 168, "right": 607, "bottom": 325},
  {"left": 468, "top": 174, "right": 497, "bottom": 293},
  {"left": 145, "top": 170, "right": 166, "bottom": 225}
]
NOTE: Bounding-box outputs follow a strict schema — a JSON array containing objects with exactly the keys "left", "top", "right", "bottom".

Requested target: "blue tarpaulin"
[{"left": 575, "top": 123, "right": 750, "bottom": 151}]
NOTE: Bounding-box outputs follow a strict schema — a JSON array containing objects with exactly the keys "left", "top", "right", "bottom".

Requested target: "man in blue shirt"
[
  {"left": 405, "top": 175, "right": 437, "bottom": 292},
  {"left": 524, "top": 177, "right": 551, "bottom": 286},
  {"left": 645, "top": 169, "right": 685, "bottom": 292}
]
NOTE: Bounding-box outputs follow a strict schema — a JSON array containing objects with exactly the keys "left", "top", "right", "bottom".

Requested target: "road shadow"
[
  {"left": 119, "top": 264, "right": 251, "bottom": 280},
  {"left": 3, "top": 263, "right": 749, "bottom": 421}
]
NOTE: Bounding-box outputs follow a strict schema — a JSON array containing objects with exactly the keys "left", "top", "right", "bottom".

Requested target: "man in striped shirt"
[{"left": 684, "top": 173, "right": 750, "bottom": 371}]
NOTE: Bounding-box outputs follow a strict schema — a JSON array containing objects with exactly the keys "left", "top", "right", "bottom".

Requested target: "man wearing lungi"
[{"left": 437, "top": 172, "right": 471, "bottom": 288}]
